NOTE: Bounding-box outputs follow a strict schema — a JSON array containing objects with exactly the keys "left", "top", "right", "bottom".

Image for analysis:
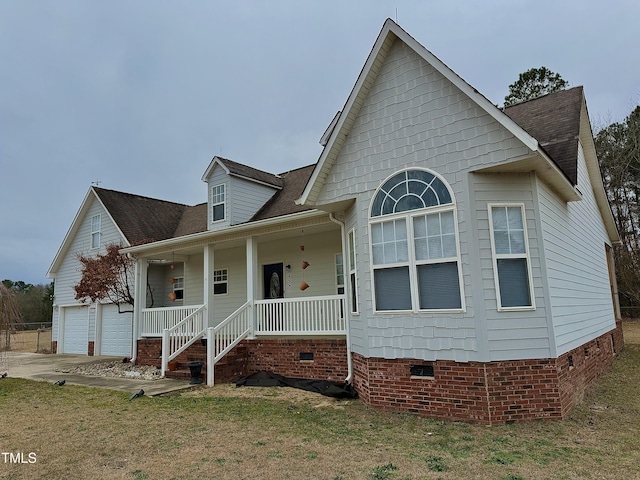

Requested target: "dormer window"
[{"left": 210, "top": 184, "right": 226, "bottom": 222}]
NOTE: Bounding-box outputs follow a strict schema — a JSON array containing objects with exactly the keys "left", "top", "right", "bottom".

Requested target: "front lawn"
[{"left": 1, "top": 323, "right": 639, "bottom": 480}]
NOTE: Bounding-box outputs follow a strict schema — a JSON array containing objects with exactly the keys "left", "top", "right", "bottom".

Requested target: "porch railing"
[
  {"left": 206, "top": 301, "right": 252, "bottom": 386},
  {"left": 142, "top": 305, "right": 203, "bottom": 337},
  {"left": 255, "top": 295, "right": 346, "bottom": 335},
  {"left": 161, "top": 305, "right": 206, "bottom": 376}
]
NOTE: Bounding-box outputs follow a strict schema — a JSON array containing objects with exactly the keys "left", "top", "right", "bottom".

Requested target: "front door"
[{"left": 263, "top": 263, "right": 284, "bottom": 299}]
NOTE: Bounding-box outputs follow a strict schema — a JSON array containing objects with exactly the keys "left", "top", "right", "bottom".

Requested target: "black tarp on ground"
[{"left": 235, "top": 371, "right": 358, "bottom": 399}]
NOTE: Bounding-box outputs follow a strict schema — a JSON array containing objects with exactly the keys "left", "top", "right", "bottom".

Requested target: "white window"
[
  {"left": 488, "top": 204, "right": 535, "bottom": 310},
  {"left": 347, "top": 229, "right": 359, "bottom": 314},
  {"left": 91, "top": 214, "right": 101, "bottom": 249},
  {"left": 213, "top": 268, "right": 228, "bottom": 295},
  {"left": 173, "top": 276, "right": 184, "bottom": 300},
  {"left": 335, "top": 253, "right": 345, "bottom": 295},
  {"left": 369, "top": 169, "right": 464, "bottom": 312},
  {"left": 210, "top": 184, "right": 226, "bottom": 222}
]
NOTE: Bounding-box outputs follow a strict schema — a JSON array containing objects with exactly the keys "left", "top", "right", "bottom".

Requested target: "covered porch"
[{"left": 128, "top": 213, "right": 350, "bottom": 384}]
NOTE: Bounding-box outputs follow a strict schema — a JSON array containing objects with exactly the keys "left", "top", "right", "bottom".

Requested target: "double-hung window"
[
  {"left": 91, "top": 214, "right": 101, "bottom": 249},
  {"left": 210, "top": 184, "right": 226, "bottom": 222},
  {"left": 213, "top": 268, "right": 228, "bottom": 295},
  {"left": 370, "top": 169, "right": 464, "bottom": 312},
  {"left": 488, "top": 204, "right": 534, "bottom": 310}
]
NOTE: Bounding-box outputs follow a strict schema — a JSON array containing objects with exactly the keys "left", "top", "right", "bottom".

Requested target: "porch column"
[
  {"left": 132, "top": 257, "right": 147, "bottom": 359},
  {"left": 203, "top": 244, "right": 215, "bottom": 327},
  {"left": 246, "top": 236, "right": 258, "bottom": 337}
]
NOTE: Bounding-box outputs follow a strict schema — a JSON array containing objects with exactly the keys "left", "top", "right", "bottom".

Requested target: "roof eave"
[
  {"left": 298, "top": 18, "right": 539, "bottom": 207},
  {"left": 120, "top": 209, "right": 328, "bottom": 256}
]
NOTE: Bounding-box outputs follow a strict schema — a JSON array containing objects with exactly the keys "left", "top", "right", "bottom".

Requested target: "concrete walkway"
[{"left": 1, "top": 352, "right": 193, "bottom": 396}]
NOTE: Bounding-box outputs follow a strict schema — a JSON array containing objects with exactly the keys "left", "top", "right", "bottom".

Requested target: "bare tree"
[
  {"left": 0, "top": 283, "right": 21, "bottom": 351},
  {"left": 74, "top": 244, "right": 136, "bottom": 313}
]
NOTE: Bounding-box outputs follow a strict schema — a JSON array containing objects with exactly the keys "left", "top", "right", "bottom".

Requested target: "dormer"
[{"left": 201, "top": 156, "right": 283, "bottom": 231}]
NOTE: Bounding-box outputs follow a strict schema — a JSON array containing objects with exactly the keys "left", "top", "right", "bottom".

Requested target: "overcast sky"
[{"left": 1, "top": 1, "right": 638, "bottom": 286}]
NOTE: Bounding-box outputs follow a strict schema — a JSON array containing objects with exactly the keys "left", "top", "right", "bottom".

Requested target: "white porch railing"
[
  {"left": 255, "top": 295, "right": 346, "bottom": 335},
  {"left": 142, "top": 305, "right": 204, "bottom": 337},
  {"left": 206, "top": 301, "right": 252, "bottom": 386},
  {"left": 161, "top": 305, "right": 206, "bottom": 376}
]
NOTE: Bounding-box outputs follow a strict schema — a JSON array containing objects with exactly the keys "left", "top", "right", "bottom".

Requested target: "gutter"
[
  {"left": 329, "top": 212, "right": 353, "bottom": 384},
  {"left": 120, "top": 209, "right": 328, "bottom": 256}
]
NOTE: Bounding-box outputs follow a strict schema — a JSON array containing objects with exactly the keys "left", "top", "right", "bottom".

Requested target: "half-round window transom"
[{"left": 370, "top": 170, "right": 452, "bottom": 217}]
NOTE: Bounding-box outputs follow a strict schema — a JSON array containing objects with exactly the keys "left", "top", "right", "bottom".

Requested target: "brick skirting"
[
  {"left": 133, "top": 322, "right": 622, "bottom": 424},
  {"left": 134, "top": 337, "right": 348, "bottom": 384},
  {"left": 353, "top": 321, "right": 624, "bottom": 425}
]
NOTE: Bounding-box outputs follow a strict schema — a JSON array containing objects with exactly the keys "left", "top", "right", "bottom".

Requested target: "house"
[{"left": 48, "top": 19, "right": 623, "bottom": 424}]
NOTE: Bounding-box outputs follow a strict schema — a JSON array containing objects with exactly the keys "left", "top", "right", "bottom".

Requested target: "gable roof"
[
  {"left": 93, "top": 188, "right": 188, "bottom": 244},
  {"left": 297, "top": 18, "right": 580, "bottom": 207},
  {"left": 504, "top": 87, "right": 584, "bottom": 185},
  {"left": 201, "top": 156, "right": 283, "bottom": 189}
]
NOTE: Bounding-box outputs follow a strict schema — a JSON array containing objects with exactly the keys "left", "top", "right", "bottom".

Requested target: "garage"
[
  {"left": 100, "top": 305, "right": 133, "bottom": 357},
  {"left": 62, "top": 306, "right": 89, "bottom": 354}
]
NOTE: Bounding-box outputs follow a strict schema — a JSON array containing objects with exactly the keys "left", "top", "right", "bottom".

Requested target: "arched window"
[{"left": 369, "top": 169, "right": 464, "bottom": 312}]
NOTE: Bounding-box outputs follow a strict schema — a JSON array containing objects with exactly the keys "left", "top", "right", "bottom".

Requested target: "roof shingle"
[{"left": 504, "top": 86, "right": 584, "bottom": 185}]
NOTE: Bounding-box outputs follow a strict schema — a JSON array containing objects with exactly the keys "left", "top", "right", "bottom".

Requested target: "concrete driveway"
[{"left": 1, "top": 352, "right": 192, "bottom": 396}]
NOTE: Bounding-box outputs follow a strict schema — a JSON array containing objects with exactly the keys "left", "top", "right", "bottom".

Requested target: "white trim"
[
  {"left": 120, "top": 209, "right": 328, "bottom": 255},
  {"left": 90, "top": 213, "right": 101, "bottom": 249},
  {"left": 347, "top": 228, "right": 359, "bottom": 314},
  {"left": 212, "top": 268, "right": 229, "bottom": 296},
  {"left": 210, "top": 183, "right": 226, "bottom": 223},
  {"left": 369, "top": 168, "right": 465, "bottom": 313},
  {"left": 297, "top": 19, "right": 551, "bottom": 207},
  {"left": 488, "top": 203, "right": 536, "bottom": 311}
]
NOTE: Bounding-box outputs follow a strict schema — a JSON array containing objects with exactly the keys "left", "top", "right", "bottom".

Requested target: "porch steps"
[{"left": 163, "top": 341, "right": 248, "bottom": 384}]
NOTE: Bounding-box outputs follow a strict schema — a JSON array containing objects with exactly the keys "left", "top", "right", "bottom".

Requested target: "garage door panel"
[
  {"left": 63, "top": 306, "right": 88, "bottom": 354},
  {"left": 100, "top": 305, "right": 132, "bottom": 357}
]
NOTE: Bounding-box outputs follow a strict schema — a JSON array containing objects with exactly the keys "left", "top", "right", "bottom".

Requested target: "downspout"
[{"left": 329, "top": 212, "right": 353, "bottom": 384}]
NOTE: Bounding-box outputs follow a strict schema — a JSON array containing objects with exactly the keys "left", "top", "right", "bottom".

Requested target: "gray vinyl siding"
[
  {"left": 472, "top": 172, "right": 552, "bottom": 360},
  {"left": 228, "top": 176, "right": 277, "bottom": 225},
  {"left": 313, "top": 38, "right": 533, "bottom": 362},
  {"left": 206, "top": 165, "right": 277, "bottom": 230},
  {"left": 184, "top": 253, "right": 204, "bottom": 306},
  {"left": 537, "top": 143, "right": 615, "bottom": 355},
  {"left": 209, "top": 246, "right": 247, "bottom": 325},
  {"left": 52, "top": 196, "right": 127, "bottom": 343}
]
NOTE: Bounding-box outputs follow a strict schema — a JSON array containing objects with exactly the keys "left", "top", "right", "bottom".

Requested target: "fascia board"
[
  {"left": 47, "top": 188, "right": 129, "bottom": 277},
  {"left": 120, "top": 209, "right": 327, "bottom": 255}
]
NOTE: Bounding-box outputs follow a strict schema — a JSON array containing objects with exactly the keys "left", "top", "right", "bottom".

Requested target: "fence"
[{"left": 7, "top": 322, "right": 52, "bottom": 353}]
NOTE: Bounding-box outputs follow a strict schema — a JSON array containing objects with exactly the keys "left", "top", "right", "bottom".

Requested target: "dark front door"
[{"left": 263, "top": 263, "right": 284, "bottom": 299}]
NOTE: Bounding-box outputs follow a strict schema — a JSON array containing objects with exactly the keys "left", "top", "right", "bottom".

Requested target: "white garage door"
[
  {"left": 100, "top": 305, "right": 133, "bottom": 357},
  {"left": 63, "top": 306, "right": 89, "bottom": 354}
]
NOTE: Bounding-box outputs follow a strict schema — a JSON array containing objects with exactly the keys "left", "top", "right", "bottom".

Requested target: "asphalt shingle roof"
[
  {"left": 98, "top": 88, "right": 585, "bottom": 247},
  {"left": 504, "top": 86, "right": 584, "bottom": 185}
]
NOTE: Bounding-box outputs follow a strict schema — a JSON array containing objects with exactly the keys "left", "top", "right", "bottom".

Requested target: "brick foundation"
[
  {"left": 133, "top": 322, "right": 622, "bottom": 424},
  {"left": 135, "top": 337, "right": 348, "bottom": 384},
  {"left": 51, "top": 341, "right": 57, "bottom": 354},
  {"left": 88, "top": 341, "right": 95, "bottom": 356},
  {"left": 353, "top": 322, "right": 624, "bottom": 425}
]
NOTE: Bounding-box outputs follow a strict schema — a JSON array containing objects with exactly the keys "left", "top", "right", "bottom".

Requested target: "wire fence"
[{"left": 5, "top": 322, "right": 52, "bottom": 353}]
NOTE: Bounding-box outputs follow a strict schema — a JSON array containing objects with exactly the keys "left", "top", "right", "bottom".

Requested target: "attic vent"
[
  {"left": 410, "top": 364, "right": 434, "bottom": 378},
  {"left": 299, "top": 352, "right": 314, "bottom": 361}
]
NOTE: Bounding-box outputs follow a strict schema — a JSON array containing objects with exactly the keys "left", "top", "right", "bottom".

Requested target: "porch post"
[
  {"left": 131, "top": 257, "right": 147, "bottom": 361},
  {"left": 203, "top": 244, "right": 215, "bottom": 327},
  {"left": 246, "top": 236, "right": 258, "bottom": 337}
]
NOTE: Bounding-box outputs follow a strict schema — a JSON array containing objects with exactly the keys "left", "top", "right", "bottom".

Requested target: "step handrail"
[
  {"left": 161, "top": 304, "right": 206, "bottom": 376},
  {"left": 206, "top": 301, "right": 252, "bottom": 385}
]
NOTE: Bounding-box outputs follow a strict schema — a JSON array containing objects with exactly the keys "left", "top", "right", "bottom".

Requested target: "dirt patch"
[
  {"left": 55, "top": 359, "right": 162, "bottom": 381},
  {"left": 182, "top": 382, "right": 350, "bottom": 409}
]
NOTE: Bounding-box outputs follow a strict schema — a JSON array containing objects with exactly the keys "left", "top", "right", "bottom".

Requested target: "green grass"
[{"left": 0, "top": 323, "right": 639, "bottom": 479}]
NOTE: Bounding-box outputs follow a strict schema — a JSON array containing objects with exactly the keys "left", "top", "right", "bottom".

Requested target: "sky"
[{"left": 1, "top": 1, "right": 639, "bottom": 286}]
